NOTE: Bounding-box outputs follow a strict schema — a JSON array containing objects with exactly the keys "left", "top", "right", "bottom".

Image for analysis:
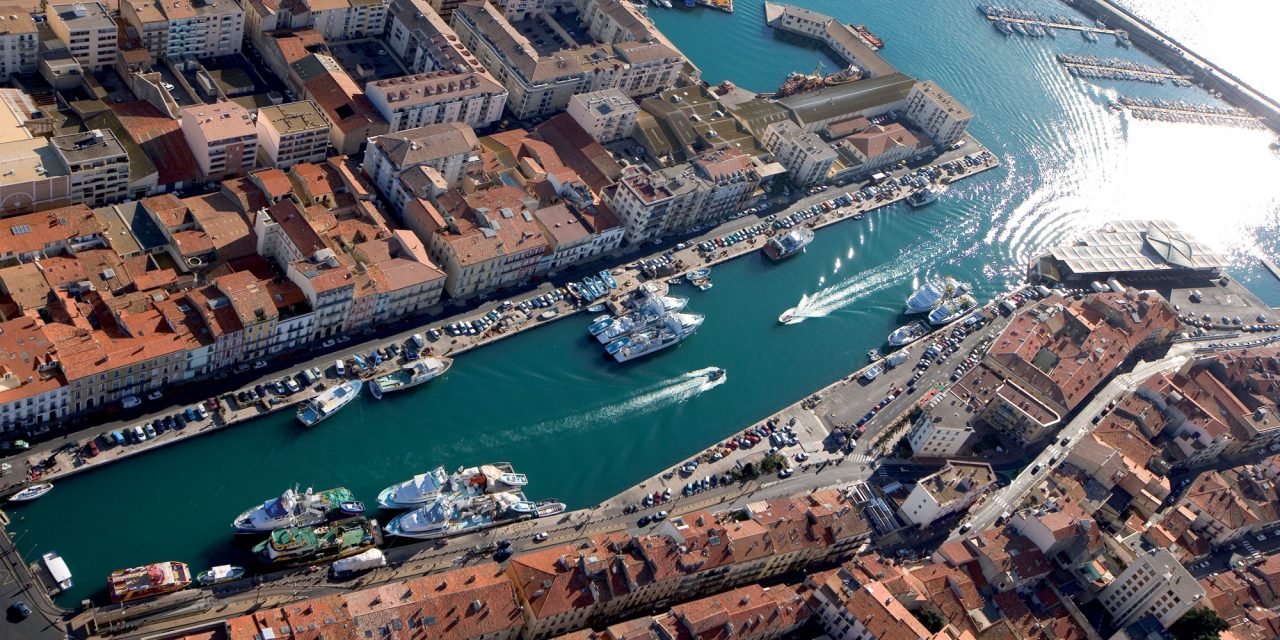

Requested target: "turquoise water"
[{"left": 9, "top": 0, "right": 1280, "bottom": 605}]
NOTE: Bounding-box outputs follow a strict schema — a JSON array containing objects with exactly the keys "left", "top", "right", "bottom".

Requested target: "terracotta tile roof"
[
  {"left": 839, "top": 579, "right": 931, "bottom": 640},
  {"left": 184, "top": 193, "right": 255, "bottom": 261},
  {"left": 0, "top": 205, "right": 104, "bottom": 257},
  {"left": 535, "top": 114, "right": 623, "bottom": 194},
  {"left": 112, "top": 100, "right": 202, "bottom": 185},
  {"left": 270, "top": 199, "right": 326, "bottom": 257},
  {"left": 1184, "top": 471, "right": 1263, "bottom": 532},
  {"left": 845, "top": 123, "right": 923, "bottom": 159},
  {"left": 251, "top": 168, "right": 294, "bottom": 200},
  {"left": 0, "top": 316, "right": 65, "bottom": 405},
  {"left": 434, "top": 186, "right": 550, "bottom": 268}
]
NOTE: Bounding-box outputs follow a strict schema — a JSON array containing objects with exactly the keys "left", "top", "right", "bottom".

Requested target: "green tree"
[
  {"left": 1169, "top": 607, "right": 1230, "bottom": 640},
  {"left": 913, "top": 609, "right": 945, "bottom": 634}
]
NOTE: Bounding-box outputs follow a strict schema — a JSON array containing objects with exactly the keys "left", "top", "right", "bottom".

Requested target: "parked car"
[{"left": 121, "top": 396, "right": 141, "bottom": 409}]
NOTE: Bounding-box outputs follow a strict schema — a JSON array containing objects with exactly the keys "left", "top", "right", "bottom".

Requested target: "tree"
[
  {"left": 1169, "top": 607, "right": 1230, "bottom": 640},
  {"left": 913, "top": 609, "right": 945, "bottom": 634}
]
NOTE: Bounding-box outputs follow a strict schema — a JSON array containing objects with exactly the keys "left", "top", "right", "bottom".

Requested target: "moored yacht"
[
  {"left": 369, "top": 357, "right": 452, "bottom": 399},
  {"left": 888, "top": 320, "right": 930, "bottom": 346},
  {"left": 232, "top": 486, "right": 356, "bottom": 534},
  {"left": 764, "top": 227, "right": 815, "bottom": 261},
  {"left": 907, "top": 184, "right": 946, "bottom": 207},
  {"left": 384, "top": 491, "right": 527, "bottom": 539},
  {"left": 905, "top": 277, "right": 969, "bottom": 314},
  {"left": 610, "top": 313, "right": 703, "bottom": 363},
  {"left": 593, "top": 296, "right": 688, "bottom": 343},
  {"left": 297, "top": 379, "right": 362, "bottom": 427},
  {"left": 928, "top": 294, "right": 978, "bottom": 325},
  {"left": 377, "top": 467, "right": 451, "bottom": 509}
]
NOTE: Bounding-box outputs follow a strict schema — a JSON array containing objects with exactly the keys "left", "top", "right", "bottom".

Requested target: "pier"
[
  {"left": 1262, "top": 257, "right": 1280, "bottom": 283},
  {"left": 1056, "top": 54, "right": 1190, "bottom": 86},
  {"left": 983, "top": 14, "right": 1121, "bottom": 36},
  {"left": 1113, "top": 96, "right": 1266, "bottom": 129}
]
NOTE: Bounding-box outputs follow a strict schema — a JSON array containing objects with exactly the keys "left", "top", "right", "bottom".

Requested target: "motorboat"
[
  {"left": 905, "top": 277, "right": 969, "bottom": 314},
  {"left": 196, "top": 565, "right": 245, "bottom": 586},
  {"left": 705, "top": 368, "right": 725, "bottom": 382},
  {"left": 764, "top": 227, "right": 815, "bottom": 261},
  {"left": 377, "top": 467, "right": 451, "bottom": 509},
  {"left": 778, "top": 308, "right": 799, "bottom": 324},
  {"left": 9, "top": 482, "right": 53, "bottom": 502},
  {"left": 611, "top": 313, "right": 704, "bottom": 363},
  {"left": 296, "top": 379, "right": 362, "bottom": 427},
  {"left": 232, "top": 486, "right": 356, "bottom": 534},
  {"left": 888, "top": 321, "right": 929, "bottom": 346},
  {"left": 42, "top": 551, "right": 72, "bottom": 592},
  {"left": 929, "top": 294, "right": 978, "bottom": 325},
  {"left": 907, "top": 185, "right": 946, "bottom": 207},
  {"left": 369, "top": 358, "right": 451, "bottom": 399},
  {"left": 599, "top": 270, "right": 618, "bottom": 289}
]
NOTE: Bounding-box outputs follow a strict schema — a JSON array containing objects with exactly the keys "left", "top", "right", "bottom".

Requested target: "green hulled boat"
[{"left": 252, "top": 517, "right": 379, "bottom": 566}]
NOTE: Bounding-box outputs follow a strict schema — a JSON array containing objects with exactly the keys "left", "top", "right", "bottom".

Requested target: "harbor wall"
[{"left": 1072, "top": 0, "right": 1280, "bottom": 133}]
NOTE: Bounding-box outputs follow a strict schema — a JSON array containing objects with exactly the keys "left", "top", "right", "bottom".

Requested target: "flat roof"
[
  {"left": 51, "top": 129, "right": 126, "bottom": 164},
  {"left": 258, "top": 100, "right": 329, "bottom": 135},
  {"left": 1043, "top": 220, "right": 1228, "bottom": 276},
  {"left": 0, "top": 138, "right": 65, "bottom": 183}
]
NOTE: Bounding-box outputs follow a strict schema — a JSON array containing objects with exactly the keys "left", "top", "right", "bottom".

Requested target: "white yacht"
[
  {"left": 378, "top": 463, "right": 527, "bottom": 509},
  {"left": 296, "top": 379, "right": 362, "bottom": 427},
  {"left": 376, "top": 467, "right": 451, "bottom": 509},
  {"left": 593, "top": 296, "right": 688, "bottom": 344},
  {"left": 231, "top": 486, "right": 355, "bottom": 534},
  {"left": 907, "top": 185, "right": 946, "bottom": 208},
  {"left": 383, "top": 492, "right": 526, "bottom": 539},
  {"left": 370, "top": 357, "right": 452, "bottom": 399},
  {"left": 905, "top": 277, "right": 969, "bottom": 314},
  {"left": 608, "top": 313, "right": 704, "bottom": 363},
  {"left": 888, "top": 321, "right": 929, "bottom": 346},
  {"left": 928, "top": 294, "right": 978, "bottom": 326}
]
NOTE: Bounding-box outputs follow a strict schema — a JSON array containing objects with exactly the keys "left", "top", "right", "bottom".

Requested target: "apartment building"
[
  {"left": 607, "top": 148, "right": 759, "bottom": 244},
  {"left": 363, "top": 122, "right": 478, "bottom": 213},
  {"left": 256, "top": 101, "right": 331, "bottom": 169},
  {"left": 45, "top": 2, "right": 116, "bottom": 72},
  {"left": 566, "top": 89, "right": 638, "bottom": 144},
  {"left": 808, "top": 572, "right": 937, "bottom": 640},
  {"left": 836, "top": 123, "right": 925, "bottom": 173},
  {"left": 385, "top": 0, "right": 480, "bottom": 76},
  {"left": 366, "top": 71, "right": 507, "bottom": 132},
  {"left": 903, "top": 81, "right": 972, "bottom": 147},
  {"left": 762, "top": 119, "right": 836, "bottom": 187},
  {"left": 49, "top": 129, "right": 130, "bottom": 207},
  {"left": 907, "top": 412, "right": 973, "bottom": 458},
  {"left": 121, "top": 0, "right": 245, "bottom": 60},
  {"left": 181, "top": 101, "right": 258, "bottom": 178},
  {"left": 0, "top": 317, "right": 69, "bottom": 433},
  {"left": 1099, "top": 548, "right": 1204, "bottom": 628},
  {"left": 305, "top": 0, "right": 388, "bottom": 41},
  {"left": 899, "top": 461, "right": 995, "bottom": 528},
  {"left": 0, "top": 9, "right": 38, "bottom": 80}
]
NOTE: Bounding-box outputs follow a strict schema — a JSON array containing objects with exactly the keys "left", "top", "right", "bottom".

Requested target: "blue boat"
[
  {"left": 588, "top": 317, "right": 615, "bottom": 336},
  {"left": 600, "top": 271, "right": 618, "bottom": 289},
  {"left": 588, "top": 276, "right": 608, "bottom": 296},
  {"left": 605, "top": 336, "right": 631, "bottom": 354}
]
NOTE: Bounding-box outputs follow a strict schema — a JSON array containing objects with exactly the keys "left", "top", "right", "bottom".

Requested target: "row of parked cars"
[{"left": 89, "top": 401, "right": 214, "bottom": 456}]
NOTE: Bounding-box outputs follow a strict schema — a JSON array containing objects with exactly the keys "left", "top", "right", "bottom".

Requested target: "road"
[{"left": 955, "top": 345, "right": 1196, "bottom": 539}]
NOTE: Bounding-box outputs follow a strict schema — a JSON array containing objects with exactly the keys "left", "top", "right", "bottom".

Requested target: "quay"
[
  {"left": 0, "top": 138, "right": 1000, "bottom": 500},
  {"left": 762, "top": 2, "right": 895, "bottom": 77},
  {"left": 1113, "top": 96, "right": 1265, "bottom": 129},
  {"left": 983, "top": 14, "right": 1121, "bottom": 36},
  {"left": 1262, "top": 257, "right": 1280, "bottom": 283},
  {"left": 1056, "top": 54, "right": 1190, "bottom": 85}
]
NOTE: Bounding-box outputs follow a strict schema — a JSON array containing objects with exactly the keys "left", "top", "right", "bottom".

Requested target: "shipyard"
[{"left": 0, "top": 0, "right": 1276, "bottom": 639}]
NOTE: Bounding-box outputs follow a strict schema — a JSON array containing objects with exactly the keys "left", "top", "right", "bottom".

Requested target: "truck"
[
  {"left": 330, "top": 549, "right": 386, "bottom": 577},
  {"left": 884, "top": 351, "right": 909, "bottom": 368}
]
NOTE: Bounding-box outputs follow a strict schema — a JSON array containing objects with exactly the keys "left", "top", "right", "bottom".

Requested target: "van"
[
  {"left": 334, "top": 359, "right": 346, "bottom": 377},
  {"left": 300, "top": 368, "right": 319, "bottom": 384}
]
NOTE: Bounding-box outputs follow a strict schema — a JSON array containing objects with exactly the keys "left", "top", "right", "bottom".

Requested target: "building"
[
  {"left": 899, "top": 461, "right": 995, "bottom": 528},
  {"left": 566, "top": 88, "right": 638, "bottom": 144},
  {"left": 255, "top": 101, "right": 331, "bottom": 169},
  {"left": 0, "top": 9, "right": 38, "bottom": 80},
  {"left": 607, "top": 148, "right": 759, "bottom": 244},
  {"left": 836, "top": 123, "right": 924, "bottom": 173},
  {"left": 0, "top": 317, "right": 68, "bottom": 433},
  {"left": 49, "top": 129, "right": 130, "bottom": 207},
  {"left": 763, "top": 3, "right": 896, "bottom": 79},
  {"left": 180, "top": 101, "right": 258, "bottom": 178},
  {"left": 808, "top": 572, "right": 938, "bottom": 640},
  {"left": 45, "top": 2, "right": 117, "bottom": 72},
  {"left": 761, "top": 120, "right": 836, "bottom": 187},
  {"left": 775, "top": 73, "right": 917, "bottom": 133},
  {"left": 907, "top": 411, "right": 973, "bottom": 458},
  {"left": 121, "top": 0, "right": 245, "bottom": 60},
  {"left": 363, "top": 122, "right": 478, "bottom": 213},
  {"left": 902, "top": 81, "right": 972, "bottom": 147},
  {"left": 303, "top": 0, "right": 388, "bottom": 42},
  {"left": 366, "top": 71, "right": 507, "bottom": 132},
  {"left": 1030, "top": 220, "right": 1228, "bottom": 286},
  {"left": 385, "top": 0, "right": 482, "bottom": 75},
  {"left": 1099, "top": 548, "right": 1204, "bottom": 628}
]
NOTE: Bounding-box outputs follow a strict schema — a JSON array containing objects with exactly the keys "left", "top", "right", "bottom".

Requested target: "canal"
[{"left": 9, "top": 0, "right": 1280, "bottom": 605}]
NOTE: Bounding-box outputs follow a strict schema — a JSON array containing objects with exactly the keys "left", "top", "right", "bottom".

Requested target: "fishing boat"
[
  {"left": 232, "top": 486, "right": 356, "bottom": 534},
  {"left": 764, "top": 227, "right": 815, "bottom": 261},
  {"left": 567, "top": 282, "right": 584, "bottom": 300},
  {"left": 42, "top": 551, "right": 73, "bottom": 592},
  {"left": 862, "top": 364, "right": 883, "bottom": 381},
  {"left": 252, "top": 517, "right": 378, "bottom": 566},
  {"left": 688, "top": 267, "right": 710, "bottom": 280},
  {"left": 338, "top": 501, "right": 365, "bottom": 515},
  {"left": 928, "top": 294, "right": 978, "bottom": 325},
  {"left": 296, "top": 379, "right": 362, "bottom": 427},
  {"left": 905, "top": 277, "right": 969, "bottom": 314},
  {"left": 867, "top": 348, "right": 881, "bottom": 362},
  {"left": 888, "top": 320, "right": 930, "bottom": 346},
  {"left": 9, "top": 482, "right": 53, "bottom": 502},
  {"left": 907, "top": 185, "right": 946, "bottom": 208},
  {"left": 599, "top": 270, "right": 618, "bottom": 289},
  {"left": 536, "top": 500, "right": 567, "bottom": 517},
  {"left": 108, "top": 561, "right": 191, "bottom": 603},
  {"left": 610, "top": 313, "right": 704, "bottom": 363},
  {"left": 196, "top": 565, "right": 245, "bottom": 586},
  {"left": 369, "top": 358, "right": 451, "bottom": 399}
]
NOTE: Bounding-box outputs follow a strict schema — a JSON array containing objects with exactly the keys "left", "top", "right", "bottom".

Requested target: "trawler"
[{"left": 252, "top": 517, "right": 378, "bottom": 566}]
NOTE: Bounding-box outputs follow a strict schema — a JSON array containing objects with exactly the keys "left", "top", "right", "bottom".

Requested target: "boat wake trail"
[
  {"left": 464, "top": 368, "right": 726, "bottom": 451},
  {"left": 784, "top": 241, "right": 948, "bottom": 323}
]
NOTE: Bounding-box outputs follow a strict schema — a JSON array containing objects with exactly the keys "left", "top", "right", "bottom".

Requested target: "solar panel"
[{"left": 10, "top": 224, "right": 30, "bottom": 235}]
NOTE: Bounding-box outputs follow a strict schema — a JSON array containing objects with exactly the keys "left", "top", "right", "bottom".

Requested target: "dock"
[
  {"left": 983, "top": 14, "right": 1122, "bottom": 36},
  {"left": 1056, "top": 53, "right": 1190, "bottom": 86},
  {"left": 1113, "top": 96, "right": 1265, "bottom": 129},
  {"left": 1262, "top": 257, "right": 1280, "bottom": 283}
]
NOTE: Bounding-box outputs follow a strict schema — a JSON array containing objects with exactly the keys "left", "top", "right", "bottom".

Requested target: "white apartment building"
[
  {"left": 385, "top": 0, "right": 478, "bottom": 75},
  {"left": 362, "top": 122, "right": 477, "bottom": 213},
  {"left": 761, "top": 120, "right": 836, "bottom": 187},
  {"left": 181, "top": 102, "right": 258, "bottom": 178},
  {"left": 256, "top": 101, "right": 331, "bottom": 169},
  {"left": 907, "top": 412, "right": 974, "bottom": 458},
  {"left": 121, "top": 0, "right": 244, "bottom": 60},
  {"left": 1099, "top": 548, "right": 1204, "bottom": 628},
  {"left": 365, "top": 72, "right": 506, "bottom": 132},
  {"left": 0, "top": 10, "right": 39, "bottom": 81},
  {"left": 608, "top": 148, "right": 758, "bottom": 244},
  {"left": 566, "top": 88, "right": 637, "bottom": 144},
  {"left": 304, "top": 0, "right": 388, "bottom": 42},
  {"left": 46, "top": 2, "right": 117, "bottom": 72},
  {"left": 49, "top": 129, "right": 131, "bottom": 207},
  {"left": 899, "top": 461, "right": 995, "bottom": 528},
  {"left": 903, "top": 81, "right": 972, "bottom": 146}
]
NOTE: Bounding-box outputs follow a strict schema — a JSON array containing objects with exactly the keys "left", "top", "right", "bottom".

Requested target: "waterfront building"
[
  {"left": 256, "top": 101, "right": 332, "bottom": 169},
  {"left": 1029, "top": 220, "right": 1228, "bottom": 286},
  {"left": 607, "top": 147, "right": 758, "bottom": 244},
  {"left": 903, "top": 81, "right": 972, "bottom": 147},
  {"left": 563, "top": 581, "right": 813, "bottom": 640},
  {"left": 0, "top": 9, "right": 38, "bottom": 81},
  {"left": 762, "top": 3, "right": 895, "bottom": 79},
  {"left": 638, "top": 84, "right": 767, "bottom": 163},
  {"left": 1099, "top": 548, "right": 1204, "bottom": 628},
  {"left": 761, "top": 120, "right": 836, "bottom": 188},
  {"left": 0, "top": 317, "right": 68, "bottom": 433},
  {"left": 366, "top": 72, "right": 507, "bottom": 133},
  {"left": 451, "top": 0, "right": 682, "bottom": 120},
  {"left": 898, "top": 461, "right": 995, "bottom": 528},
  {"left": 573, "top": 0, "right": 664, "bottom": 45},
  {"left": 775, "top": 74, "right": 917, "bottom": 133},
  {"left": 121, "top": 0, "right": 245, "bottom": 61},
  {"left": 363, "top": 122, "right": 480, "bottom": 214},
  {"left": 181, "top": 102, "right": 259, "bottom": 179},
  {"left": 835, "top": 123, "right": 925, "bottom": 174},
  {"left": 44, "top": 2, "right": 116, "bottom": 72},
  {"left": 385, "top": 0, "right": 482, "bottom": 75},
  {"left": 566, "top": 89, "right": 638, "bottom": 145},
  {"left": 906, "top": 411, "right": 973, "bottom": 458}
]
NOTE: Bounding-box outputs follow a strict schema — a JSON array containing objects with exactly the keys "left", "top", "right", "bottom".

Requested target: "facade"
[
  {"left": 0, "top": 9, "right": 38, "bottom": 81},
  {"left": 121, "top": 0, "right": 245, "bottom": 60},
  {"left": 907, "top": 412, "right": 973, "bottom": 458},
  {"left": 363, "top": 122, "right": 478, "bottom": 213},
  {"left": 1099, "top": 548, "right": 1204, "bottom": 628},
  {"left": 256, "top": 101, "right": 331, "bottom": 169},
  {"left": 181, "top": 101, "right": 259, "bottom": 178},
  {"left": 0, "top": 317, "right": 69, "bottom": 433},
  {"left": 607, "top": 148, "right": 759, "bottom": 244},
  {"left": 49, "top": 129, "right": 131, "bottom": 208},
  {"left": 366, "top": 72, "right": 507, "bottom": 133},
  {"left": 899, "top": 461, "right": 995, "bottom": 528},
  {"left": 304, "top": 0, "right": 388, "bottom": 42},
  {"left": 45, "top": 2, "right": 117, "bottom": 72},
  {"left": 836, "top": 123, "right": 924, "bottom": 173},
  {"left": 566, "top": 88, "right": 638, "bottom": 144},
  {"left": 903, "top": 81, "right": 972, "bottom": 147},
  {"left": 762, "top": 119, "right": 836, "bottom": 187}
]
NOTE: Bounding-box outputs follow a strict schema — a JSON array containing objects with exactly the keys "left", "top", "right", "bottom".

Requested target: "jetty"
[
  {"left": 984, "top": 13, "right": 1121, "bottom": 36},
  {"left": 1262, "top": 257, "right": 1280, "bottom": 283},
  {"left": 1056, "top": 54, "right": 1191, "bottom": 86},
  {"left": 1113, "top": 96, "right": 1265, "bottom": 129},
  {"left": 762, "top": 2, "right": 894, "bottom": 77}
]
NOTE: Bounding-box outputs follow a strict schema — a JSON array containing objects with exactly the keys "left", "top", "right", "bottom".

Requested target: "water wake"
[{"left": 784, "top": 241, "right": 948, "bottom": 323}]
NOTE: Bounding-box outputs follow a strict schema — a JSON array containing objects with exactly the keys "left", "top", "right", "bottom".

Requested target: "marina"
[
  {"left": 1113, "top": 95, "right": 1266, "bottom": 129},
  {"left": 1057, "top": 53, "right": 1191, "bottom": 86},
  {"left": 978, "top": 4, "right": 1128, "bottom": 40}
]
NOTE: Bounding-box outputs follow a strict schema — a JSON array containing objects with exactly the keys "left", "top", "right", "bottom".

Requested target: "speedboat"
[
  {"left": 867, "top": 348, "right": 881, "bottom": 362},
  {"left": 8, "top": 482, "right": 53, "bottom": 502},
  {"left": 888, "top": 321, "right": 929, "bottom": 346},
  {"left": 705, "top": 368, "right": 725, "bottom": 382},
  {"left": 778, "top": 308, "right": 799, "bottom": 324},
  {"left": 196, "top": 565, "right": 245, "bottom": 586},
  {"left": 232, "top": 486, "right": 356, "bottom": 534},
  {"left": 297, "top": 379, "right": 362, "bottom": 427},
  {"left": 905, "top": 277, "right": 969, "bottom": 314}
]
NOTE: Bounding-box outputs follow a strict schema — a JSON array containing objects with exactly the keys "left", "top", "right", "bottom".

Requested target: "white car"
[
  {"left": 121, "top": 396, "right": 141, "bottom": 409},
  {"left": 778, "top": 467, "right": 794, "bottom": 478},
  {"left": 146, "top": 391, "right": 163, "bottom": 401},
  {"left": 794, "top": 452, "right": 809, "bottom": 462},
  {"left": 532, "top": 532, "right": 548, "bottom": 542},
  {"left": 253, "top": 360, "right": 268, "bottom": 369}
]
